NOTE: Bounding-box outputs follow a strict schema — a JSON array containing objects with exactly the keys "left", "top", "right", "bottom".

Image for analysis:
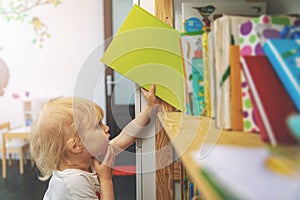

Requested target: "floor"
[{"left": 0, "top": 160, "right": 136, "bottom": 200}]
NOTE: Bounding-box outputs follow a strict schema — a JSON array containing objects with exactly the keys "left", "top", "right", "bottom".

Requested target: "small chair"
[{"left": 1, "top": 122, "right": 29, "bottom": 178}]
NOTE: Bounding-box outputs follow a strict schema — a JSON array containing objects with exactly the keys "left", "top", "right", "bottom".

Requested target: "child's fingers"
[
  {"left": 92, "top": 158, "right": 101, "bottom": 170},
  {"left": 149, "top": 84, "right": 156, "bottom": 95},
  {"left": 141, "top": 84, "right": 156, "bottom": 96}
]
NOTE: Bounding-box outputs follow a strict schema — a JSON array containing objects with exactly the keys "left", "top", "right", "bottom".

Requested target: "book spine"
[
  {"left": 202, "top": 28, "right": 211, "bottom": 117},
  {"left": 180, "top": 37, "right": 192, "bottom": 115},
  {"left": 208, "top": 31, "right": 216, "bottom": 119},
  {"left": 229, "top": 45, "right": 244, "bottom": 131}
]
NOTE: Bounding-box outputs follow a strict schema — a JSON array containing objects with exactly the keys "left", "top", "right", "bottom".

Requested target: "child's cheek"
[{"left": 81, "top": 129, "right": 109, "bottom": 158}]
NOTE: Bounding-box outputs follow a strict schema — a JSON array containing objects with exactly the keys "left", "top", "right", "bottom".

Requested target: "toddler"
[{"left": 30, "top": 84, "right": 157, "bottom": 200}]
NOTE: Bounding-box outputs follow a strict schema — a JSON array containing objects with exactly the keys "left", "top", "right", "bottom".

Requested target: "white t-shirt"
[{"left": 43, "top": 169, "right": 100, "bottom": 200}]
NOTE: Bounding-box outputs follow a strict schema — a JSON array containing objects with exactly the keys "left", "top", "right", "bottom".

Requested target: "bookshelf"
[
  {"left": 138, "top": 0, "right": 300, "bottom": 199},
  {"left": 157, "top": 112, "right": 265, "bottom": 199},
  {"left": 157, "top": 111, "right": 300, "bottom": 200}
]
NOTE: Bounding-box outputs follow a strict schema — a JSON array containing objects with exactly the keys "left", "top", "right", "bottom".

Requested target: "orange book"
[{"left": 230, "top": 45, "right": 243, "bottom": 131}]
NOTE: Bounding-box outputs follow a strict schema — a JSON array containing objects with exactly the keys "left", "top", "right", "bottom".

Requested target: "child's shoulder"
[
  {"left": 46, "top": 169, "right": 100, "bottom": 199},
  {"left": 52, "top": 169, "right": 98, "bottom": 188}
]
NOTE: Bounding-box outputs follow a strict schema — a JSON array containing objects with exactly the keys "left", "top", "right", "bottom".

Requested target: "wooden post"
[
  {"left": 155, "top": 0, "right": 173, "bottom": 26},
  {"left": 154, "top": 2, "right": 175, "bottom": 199},
  {"left": 155, "top": 101, "right": 176, "bottom": 199}
]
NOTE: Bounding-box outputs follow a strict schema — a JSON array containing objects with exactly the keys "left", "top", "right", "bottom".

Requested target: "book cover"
[
  {"left": 242, "top": 55, "right": 298, "bottom": 145},
  {"left": 239, "top": 15, "right": 300, "bottom": 133},
  {"left": 181, "top": 1, "right": 266, "bottom": 33},
  {"left": 229, "top": 45, "right": 243, "bottom": 131},
  {"left": 263, "top": 39, "right": 300, "bottom": 111},
  {"left": 191, "top": 51, "right": 205, "bottom": 116},
  {"left": 180, "top": 34, "right": 207, "bottom": 116},
  {"left": 101, "top": 5, "right": 185, "bottom": 111},
  {"left": 248, "top": 89, "right": 270, "bottom": 143}
]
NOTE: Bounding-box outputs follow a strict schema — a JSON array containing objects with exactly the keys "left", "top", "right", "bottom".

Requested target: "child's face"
[{"left": 81, "top": 120, "right": 110, "bottom": 160}]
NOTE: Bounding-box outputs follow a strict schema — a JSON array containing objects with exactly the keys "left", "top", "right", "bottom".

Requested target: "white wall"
[
  {"left": 0, "top": 0, "right": 106, "bottom": 127},
  {"left": 267, "top": 0, "right": 300, "bottom": 14}
]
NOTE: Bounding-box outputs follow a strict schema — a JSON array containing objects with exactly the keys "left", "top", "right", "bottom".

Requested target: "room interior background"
[
  {"left": 0, "top": 0, "right": 299, "bottom": 128},
  {"left": 0, "top": 0, "right": 106, "bottom": 127}
]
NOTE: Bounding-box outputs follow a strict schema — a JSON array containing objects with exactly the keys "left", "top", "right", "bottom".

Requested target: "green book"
[{"left": 101, "top": 5, "right": 185, "bottom": 111}]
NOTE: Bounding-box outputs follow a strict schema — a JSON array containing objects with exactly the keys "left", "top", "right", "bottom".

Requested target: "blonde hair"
[{"left": 30, "top": 97, "right": 104, "bottom": 180}]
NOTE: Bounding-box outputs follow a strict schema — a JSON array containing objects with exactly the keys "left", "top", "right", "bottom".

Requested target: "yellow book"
[
  {"left": 202, "top": 28, "right": 211, "bottom": 117},
  {"left": 101, "top": 5, "right": 185, "bottom": 111}
]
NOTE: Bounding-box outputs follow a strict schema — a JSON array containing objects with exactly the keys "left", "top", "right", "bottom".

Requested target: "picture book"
[
  {"left": 180, "top": 33, "right": 206, "bottom": 116},
  {"left": 239, "top": 15, "right": 300, "bottom": 133},
  {"left": 263, "top": 39, "right": 300, "bottom": 111},
  {"left": 181, "top": 1, "right": 266, "bottom": 33},
  {"left": 101, "top": 5, "right": 185, "bottom": 111},
  {"left": 242, "top": 55, "right": 298, "bottom": 145}
]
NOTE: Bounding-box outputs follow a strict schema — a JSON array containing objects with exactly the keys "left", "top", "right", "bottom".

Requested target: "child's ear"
[{"left": 67, "top": 137, "right": 83, "bottom": 154}]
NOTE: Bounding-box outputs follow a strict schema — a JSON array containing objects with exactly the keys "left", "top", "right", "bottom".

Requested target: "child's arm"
[
  {"left": 110, "top": 84, "right": 158, "bottom": 154},
  {"left": 93, "top": 145, "right": 115, "bottom": 200}
]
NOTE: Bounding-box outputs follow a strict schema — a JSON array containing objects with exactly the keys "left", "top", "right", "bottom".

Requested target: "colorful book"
[
  {"left": 239, "top": 15, "right": 300, "bottom": 133},
  {"left": 180, "top": 34, "right": 207, "bottom": 116},
  {"left": 191, "top": 50, "right": 205, "bottom": 116},
  {"left": 101, "top": 5, "right": 185, "bottom": 111},
  {"left": 229, "top": 45, "right": 243, "bottom": 131},
  {"left": 242, "top": 55, "right": 298, "bottom": 145},
  {"left": 181, "top": 1, "right": 266, "bottom": 33},
  {"left": 263, "top": 39, "right": 300, "bottom": 111}
]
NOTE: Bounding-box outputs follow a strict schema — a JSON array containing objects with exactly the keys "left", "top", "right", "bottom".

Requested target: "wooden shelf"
[{"left": 157, "top": 111, "right": 266, "bottom": 199}]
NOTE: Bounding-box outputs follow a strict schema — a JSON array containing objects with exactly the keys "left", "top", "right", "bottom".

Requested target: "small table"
[{"left": 2, "top": 126, "right": 31, "bottom": 178}]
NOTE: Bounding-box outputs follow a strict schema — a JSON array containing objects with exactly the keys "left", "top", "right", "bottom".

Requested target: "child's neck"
[
  {"left": 60, "top": 161, "right": 91, "bottom": 172},
  {"left": 60, "top": 153, "right": 92, "bottom": 172}
]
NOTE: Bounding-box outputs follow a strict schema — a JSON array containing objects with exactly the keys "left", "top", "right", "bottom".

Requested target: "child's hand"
[
  {"left": 93, "top": 145, "right": 115, "bottom": 181},
  {"left": 141, "top": 84, "right": 157, "bottom": 107}
]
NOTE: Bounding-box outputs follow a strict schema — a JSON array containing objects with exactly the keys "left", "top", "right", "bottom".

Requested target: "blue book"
[
  {"left": 263, "top": 39, "right": 300, "bottom": 111},
  {"left": 191, "top": 56, "right": 205, "bottom": 116}
]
